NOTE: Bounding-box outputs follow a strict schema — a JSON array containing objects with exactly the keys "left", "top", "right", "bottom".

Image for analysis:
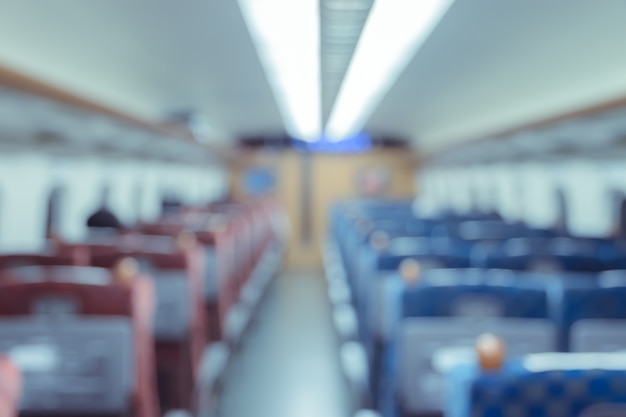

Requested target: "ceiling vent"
[{"left": 163, "top": 110, "right": 213, "bottom": 144}]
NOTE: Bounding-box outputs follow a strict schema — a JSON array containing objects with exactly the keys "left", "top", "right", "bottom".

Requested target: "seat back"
[
  {"left": 0, "top": 267, "right": 157, "bottom": 417},
  {"left": 579, "top": 403, "right": 626, "bottom": 417},
  {"left": 91, "top": 243, "right": 207, "bottom": 410},
  {"left": 558, "top": 277, "right": 626, "bottom": 351},
  {"left": 0, "top": 253, "right": 82, "bottom": 270},
  {"left": 571, "top": 319, "right": 626, "bottom": 352},
  {"left": 357, "top": 238, "right": 467, "bottom": 319},
  {"left": 392, "top": 270, "right": 551, "bottom": 413},
  {"left": 477, "top": 237, "right": 620, "bottom": 272},
  {"left": 140, "top": 223, "right": 221, "bottom": 304},
  {"left": 92, "top": 251, "right": 200, "bottom": 343},
  {"left": 398, "top": 317, "right": 556, "bottom": 414},
  {"left": 402, "top": 270, "right": 549, "bottom": 319},
  {"left": 461, "top": 354, "right": 626, "bottom": 417},
  {"left": 0, "top": 317, "right": 133, "bottom": 415},
  {"left": 201, "top": 246, "right": 218, "bottom": 302},
  {"left": 140, "top": 261, "right": 192, "bottom": 342}
]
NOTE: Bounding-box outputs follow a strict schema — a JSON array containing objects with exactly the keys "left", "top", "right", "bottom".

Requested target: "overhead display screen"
[{"left": 292, "top": 132, "right": 372, "bottom": 153}]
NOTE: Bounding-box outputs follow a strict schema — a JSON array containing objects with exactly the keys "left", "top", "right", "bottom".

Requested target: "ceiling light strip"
[
  {"left": 238, "top": 0, "right": 321, "bottom": 142},
  {"left": 325, "top": 0, "right": 454, "bottom": 141}
]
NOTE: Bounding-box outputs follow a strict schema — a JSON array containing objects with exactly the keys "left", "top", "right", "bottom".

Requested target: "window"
[
  {"left": 555, "top": 188, "right": 569, "bottom": 235},
  {"left": 134, "top": 184, "right": 144, "bottom": 223},
  {"left": 611, "top": 190, "right": 626, "bottom": 238},
  {"left": 45, "top": 187, "right": 63, "bottom": 238}
]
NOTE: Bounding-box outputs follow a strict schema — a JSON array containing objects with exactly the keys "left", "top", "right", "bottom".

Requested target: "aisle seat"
[
  {"left": 376, "top": 269, "right": 555, "bottom": 416},
  {"left": 139, "top": 220, "right": 231, "bottom": 342},
  {"left": 446, "top": 352, "right": 626, "bottom": 417},
  {"left": 90, "top": 237, "right": 206, "bottom": 413},
  {"left": 0, "top": 265, "right": 158, "bottom": 417},
  {"left": 356, "top": 238, "right": 469, "bottom": 344},
  {"left": 208, "top": 203, "right": 254, "bottom": 287},
  {"left": 555, "top": 271, "right": 626, "bottom": 352},
  {"left": 147, "top": 198, "right": 281, "bottom": 342},
  {"left": 0, "top": 251, "right": 87, "bottom": 270},
  {"left": 473, "top": 237, "right": 623, "bottom": 272},
  {"left": 147, "top": 210, "right": 263, "bottom": 335}
]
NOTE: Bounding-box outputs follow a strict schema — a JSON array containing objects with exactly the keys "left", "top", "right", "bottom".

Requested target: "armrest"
[
  {"left": 340, "top": 341, "right": 372, "bottom": 409},
  {"left": 333, "top": 302, "right": 358, "bottom": 342},
  {"left": 195, "top": 342, "right": 230, "bottom": 417}
]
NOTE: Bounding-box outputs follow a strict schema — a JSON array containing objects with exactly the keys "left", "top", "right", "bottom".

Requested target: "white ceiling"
[
  {"left": 1, "top": 1, "right": 626, "bottom": 153},
  {"left": 366, "top": 0, "right": 626, "bottom": 152},
  {"left": 0, "top": 0, "right": 283, "bottom": 142}
]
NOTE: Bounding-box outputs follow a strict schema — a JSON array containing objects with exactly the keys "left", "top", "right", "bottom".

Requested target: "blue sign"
[
  {"left": 243, "top": 168, "right": 276, "bottom": 196},
  {"left": 292, "top": 132, "right": 372, "bottom": 153}
]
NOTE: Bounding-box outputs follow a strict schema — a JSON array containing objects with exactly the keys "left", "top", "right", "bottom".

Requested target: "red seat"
[
  {"left": 0, "top": 265, "right": 158, "bottom": 417},
  {"left": 139, "top": 221, "right": 225, "bottom": 343},
  {"left": 90, "top": 236, "right": 206, "bottom": 412},
  {"left": 149, "top": 199, "right": 284, "bottom": 345},
  {"left": 181, "top": 200, "right": 283, "bottom": 336},
  {"left": 207, "top": 205, "right": 255, "bottom": 316},
  {"left": 195, "top": 226, "right": 231, "bottom": 342},
  {"left": 0, "top": 248, "right": 88, "bottom": 270},
  {"left": 209, "top": 204, "right": 252, "bottom": 282},
  {"left": 0, "top": 356, "right": 21, "bottom": 417}
]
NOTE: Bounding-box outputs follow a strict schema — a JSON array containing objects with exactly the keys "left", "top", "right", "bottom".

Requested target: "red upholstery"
[
  {"left": 0, "top": 252, "right": 82, "bottom": 270},
  {"left": 58, "top": 233, "right": 149, "bottom": 259},
  {"left": 145, "top": 198, "right": 284, "bottom": 346},
  {"left": 208, "top": 204, "right": 254, "bottom": 310},
  {"left": 90, "top": 242, "right": 206, "bottom": 412},
  {"left": 139, "top": 221, "right": 232, "bottom": 342},
  {"left": 0, "top": 356, "right": 21, "bottom": 417},
  {"left": 195, "top": 228, "right": 228, "bottom": 342},
  {"left": 0, "top": 268, "right": 158, "bottom": 417},
  {"left": 184, "top": 200, "right": 283, "bottom": 336}
]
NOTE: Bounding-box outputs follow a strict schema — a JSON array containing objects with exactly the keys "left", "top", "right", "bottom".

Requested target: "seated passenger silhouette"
[
  {"left": 162, "top": 195, "right": 182, "bottom": 214},
  {"left": 86, "top": 188, "right": 123, "bottom": 229}
]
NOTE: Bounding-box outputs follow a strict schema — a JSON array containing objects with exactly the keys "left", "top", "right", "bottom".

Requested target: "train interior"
[{"left": 0, "top": 1, "right": 626, "bottom": 417}]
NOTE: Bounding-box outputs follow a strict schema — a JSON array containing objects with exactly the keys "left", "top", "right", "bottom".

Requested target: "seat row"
[
  {"left": 0, "top": 196, "right": 285, "bottom": 417},
  {"left": 324, "top": 199, "right": 626, "bottom": 417}
]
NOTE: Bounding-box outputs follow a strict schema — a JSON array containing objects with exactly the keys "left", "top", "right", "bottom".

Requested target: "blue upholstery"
[
  {"left": 357, "top": 243, "right": 472, "bottom": 338},
  {"left": 433, "top": 220, "right": 527, "bottom": 241},
  {"left": 375, "top": 270, "right": 551, "bottom": 416},
  {"left": 327, "top": 198, "right": 626, "bottom": 417},
  {"left": 447, "top": 360, "right": 626, "bottom": 417},
  {"left": 402, "top": 270, "right": 549, "bottom": 319},
  {"left": 555, "top": 276, "right": 626, "bottom": 351},
  {"left": 474, "top": 237, "right": 626, "bottom": 272}
]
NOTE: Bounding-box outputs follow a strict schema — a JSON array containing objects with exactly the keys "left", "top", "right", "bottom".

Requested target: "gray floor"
[{"left": 219, "top": 269, "right": 351, "bottom": 417}]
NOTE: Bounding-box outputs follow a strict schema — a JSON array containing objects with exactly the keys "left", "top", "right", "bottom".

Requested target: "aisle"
[{"left": 218, "top": 269, "right": 351, "bottom": 417}]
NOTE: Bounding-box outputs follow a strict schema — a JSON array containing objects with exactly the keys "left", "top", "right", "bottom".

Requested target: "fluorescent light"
[
  {"left": 238, "top": 0, "right": 321, "bottom": 142},
  {"left": 325, "top": 0, "right": 453, "bottom": 141}
]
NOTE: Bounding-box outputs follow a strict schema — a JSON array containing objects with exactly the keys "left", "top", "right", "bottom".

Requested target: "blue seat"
[
  {"left": 356, "top": 238, "right": 470, "bottom": 340},
  {"left": 401, "top": 272, "right": 549, "bottom": 319},
  {"left": 344, "top": 224, "right": 441, "bottom": 301},
  {"left": 336, "top": 216, "right": 424, "bottom": 287},
  {"left": 475, "top": 237, "right": 624, "bottom": 272},
  {"left": 374, "top": 269, "right": 555, "bottom": 417},
  {"left": 446, "top": 353, "right": 626, "bottom": 417},
  {"left": 355, "top": 248, "right": 471, "bottom": 410},
  {"left": 432, "top": 220, "right": 527, "bottom": 241},
  {"left": 579, "top": 239, "right": 626, "bottom": 270},
  {"left": 555, "top": 272, "right": 626, "bottom": 352},
  {"left": 549, "top": 238, "right": 615, "bottom": 272}
]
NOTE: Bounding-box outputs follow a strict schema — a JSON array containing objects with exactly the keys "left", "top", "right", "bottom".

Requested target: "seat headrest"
[{"left": 8, "top": 266, "right": 111, "bottom": 285}]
